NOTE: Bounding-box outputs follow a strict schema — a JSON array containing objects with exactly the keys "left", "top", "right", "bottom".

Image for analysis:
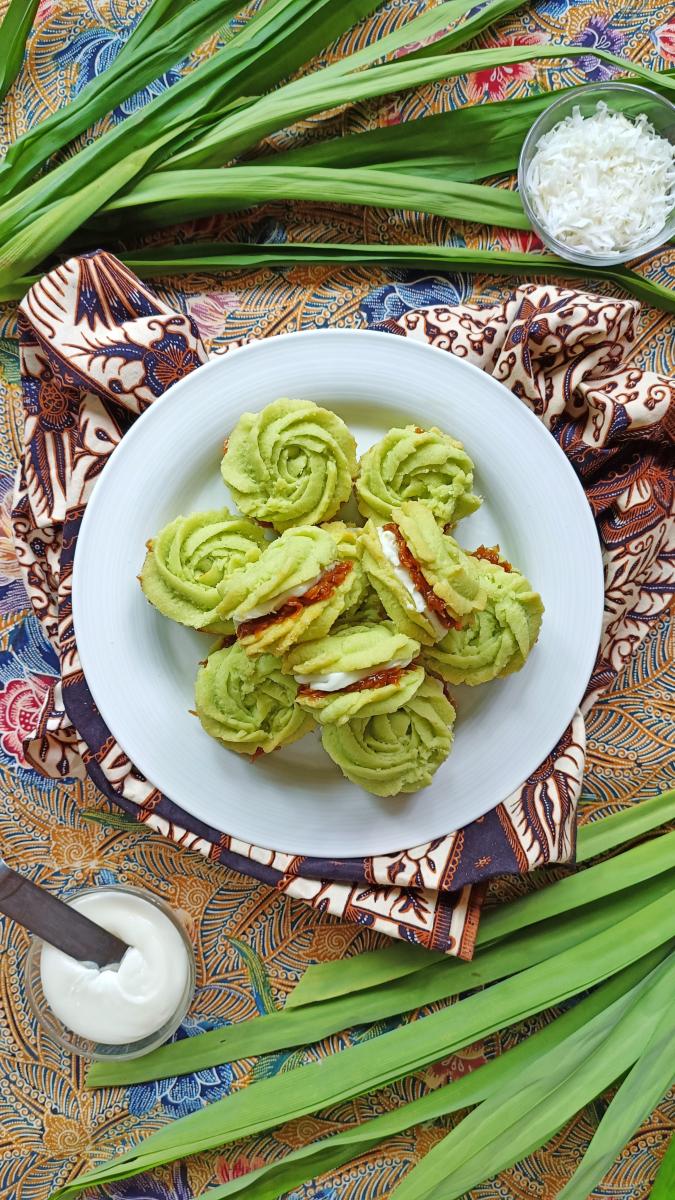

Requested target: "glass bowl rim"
[
  {"left": 25, "top": 882, "right": 196, "bottom": 1061},
  {"left": 517, "top": 81, "right": 675, "bottom": 267}
]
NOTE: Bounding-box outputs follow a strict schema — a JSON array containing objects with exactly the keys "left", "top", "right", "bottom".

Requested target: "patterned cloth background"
[{"left": 0, "top": 1, "right": 673, "bottom": 1198}]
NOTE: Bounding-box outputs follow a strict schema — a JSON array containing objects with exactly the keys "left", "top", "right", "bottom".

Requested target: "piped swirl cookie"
[
  {"left": 423, "top": 548, "right": 544, "bottom": 685},
  {"left": 195, "top": 642, "right": 314, "bottom": 755},
  {"left": 140, "top": 509, "right": 267, "bottom": 634},
  {"left": 361, "top": 500, "right": 486, "bottom": 645},
  {"left": 221, "top": 398, "right": 357, "bottom": 531},
  {"left": 284, "top": 621, "right": 423, "bottom": 725},
  {"left": 356, "top": 424, "right": 481, "bottom": 526},
  {"left": 217, "top": 525, "right": 361, "bottom": 656},
  {"left": 321, "top": 674, "right": 456, "bottom": 796}
]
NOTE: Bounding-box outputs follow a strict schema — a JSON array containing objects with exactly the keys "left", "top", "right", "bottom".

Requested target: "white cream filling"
[
  {"left": 233, "top": 571, "right": 327, "bottom": 625},
  {"left": 377, "top": 527, "right": 447, "bottom": 639},
  {"left": 39, "top": 891, "right": 189, "bottom": 1044},
  {"left": 294, "top": 654, "right": 414, "bottom": 693}
]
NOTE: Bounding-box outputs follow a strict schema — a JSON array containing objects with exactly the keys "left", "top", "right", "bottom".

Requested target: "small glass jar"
[
  {"left": 518, "top": 82, "right": 675, "bottom": 266},
  {"left": 25, "top": 884, "right": 195, "bottom": 1061}
]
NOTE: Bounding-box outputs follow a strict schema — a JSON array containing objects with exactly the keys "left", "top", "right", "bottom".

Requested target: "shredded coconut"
[{"left": 525, "top": 101, "right": 675, "bottom": 254}]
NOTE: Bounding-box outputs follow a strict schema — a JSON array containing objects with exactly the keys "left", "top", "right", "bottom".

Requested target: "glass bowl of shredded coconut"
[{"left": 518, "top": 83, "right": 675, "bottom": 265}]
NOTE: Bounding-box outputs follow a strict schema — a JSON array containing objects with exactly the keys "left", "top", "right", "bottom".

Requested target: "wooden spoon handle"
[{"left": 0, "top": 862, "right": 129, "bottom": 966}]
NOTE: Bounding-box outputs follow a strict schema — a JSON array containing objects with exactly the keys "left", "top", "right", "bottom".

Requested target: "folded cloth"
[{"left": 11, "top": 252, "right": 674, "bottom": 958}]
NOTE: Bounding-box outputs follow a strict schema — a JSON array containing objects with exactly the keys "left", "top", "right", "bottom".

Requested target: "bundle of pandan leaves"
[{"left": 0, "top": 0, "right": 673, "bottom": 311}]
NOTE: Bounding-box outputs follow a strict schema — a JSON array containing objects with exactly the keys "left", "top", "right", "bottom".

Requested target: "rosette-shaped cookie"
[
  {"left": 321, "top": 674, "right": 455, "bottom": 796},
  {"left": 217, "top": 526, "right": 361, "bottom": 656},
  {"left": 221, "top": 398, "right": 357, "bottom": 531},
  {"left": 361, "top": 500, "right": 486, "bottom": 645},
  {"left": 356, "top": 424, "right": 481, "bottom": 526},
  {"left": 285, "top": 621, "right": 423, "bottom": 724},
  {"left": 195, "top": 642, "right": 314, "bottom": 755},
  {"left": 140, "top": 509, "right": 267, "bottom": 634},
  {"left": 424, "top": 550, "right": 544, "bottom": 685}
]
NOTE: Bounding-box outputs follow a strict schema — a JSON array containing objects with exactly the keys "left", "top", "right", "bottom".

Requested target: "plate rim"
[{"left": 72, "top": 327, "right": 604, "bottom": 856}]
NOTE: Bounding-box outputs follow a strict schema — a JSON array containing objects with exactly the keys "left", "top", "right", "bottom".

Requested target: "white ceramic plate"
[{"left": 73, "top": 329, "right": 603, "bottom": 857}]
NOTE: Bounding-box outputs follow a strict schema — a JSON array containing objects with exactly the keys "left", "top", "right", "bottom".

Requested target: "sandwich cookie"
[
  {"left": 361, "top": 500, "right": 486, "bottom": 645},
  {"left": 423, "top": 547, "right": 544, "bottom": 685},
  {"left": 217, "top": 526, "right": 360, "bottom": 656},
  {"left": 139, "top": 508, "right": 267, "bottom": 634},
  {"left": 285, "top": 621, "right": 424, "bottom": 725}
]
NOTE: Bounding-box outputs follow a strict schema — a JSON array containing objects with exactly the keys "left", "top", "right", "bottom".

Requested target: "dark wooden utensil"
[{"left": 0, "top": 860, "right": 129, "bottom": 967}]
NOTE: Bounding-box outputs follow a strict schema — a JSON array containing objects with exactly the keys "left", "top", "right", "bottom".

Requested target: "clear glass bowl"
[
  {"left": 25, "top": 884, "right": 195, "bottom": 1061},
  {"left": 518, "top": 82, "right": 675, "bottom": 266}
]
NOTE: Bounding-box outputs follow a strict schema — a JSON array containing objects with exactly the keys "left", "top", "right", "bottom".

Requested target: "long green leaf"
[
  {"left": 176, "top": 949, "right": 671, "bottom": 1200},
  {"left": 114, "top": 243, "right": 675, "bottom": 317},
  {"left": 402, "top": 0, "right": 533, "bottom": 62},
  {"left": 162, "top": 0, "right": 529, "bottom": 171},
  {"left": 163, "top": 43, "right": 675, "bottom": 172},
  {"left": 286, "top": 829, "right": 675, "bottom": 1008},
  {"left": 5, "top": 41, "right": 675, "bottom": 284},
  {"left": 114, "top": 0, "right": 193, "bottom": 53},
  {"left": 5, "top": 28, "right": 675, "bottom": 286},
  {"left": 54, "top": 893, "right": 675, "bottom": 1196},
  {"left": 555, "top": 1011, "right": 675, "bottom": 1200},
  {"left": 652, "top": 1132, "right": 675, "bottom": 1200},
  {"left": 286, "top": 941, "right": 440, "bottom": 1008},
  {"left": 0, "top": 0, "right": 244, "bottom": 200},
  {"left": 260, "top": 72, "right": 675, "bottom": 181},
  {"left": 480, "top": 829, "right": 675, "bottom": 945},
  {"left": 0, "top": 0, "right": 382, "bottom": 255},
  {"left": 100, "top": 165, "right": 529, "bottom": 230},
  {"left": 576, "top": 789, "right": 675, "bottom": 863},
  {"left": 87, "top": 869, "right": 675, "bottom": 1088},
  {"left": 256, "top": 89, "right": 572, "bottom": 181},
  {"left": 0, "top": 0, "right": 481, "bottom": 241},
  {"left": 390, "top": 953, "right": 675, "bottom": 1200},
  {"left": 0, "top": 0, "right": 39, "bottom": 105},
  {"left": 0, "top": 122, "right": 196, "bottom": 288},
  {"left": 3, "top": 239, "right": 673, "bottom": 313}
]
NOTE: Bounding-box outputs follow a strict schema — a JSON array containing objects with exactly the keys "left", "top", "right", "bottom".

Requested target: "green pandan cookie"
[
  {"left": 424, "top": 553, "right": 544, "bottom": 685},
  {"left": 217, "top": 525, "right": 360, "bottom": 656},
  {"left": 360, "top": 500, "right": 486, "bottom": 646},
  {"left": 285, "top": 621, "right": 423, "bottom": 724},
  {"left": 320, "top": 521, "right": 361, "bottom": 562},
  {"left": 336, "top": 583, "right": 386, "bottom": 628},
  {"left": 321, "top": 674, "right": 455, "bottom": 796},
  {"left": 140, "top": 509, "right": 267, "bottom": 634},
  {"left": 322, "top": 520, "right": 368, "bottom": 614},
  {"left": 195, "top": 642, "right": 314, "bottom": 755},
  {"left": 356, "top": 424, "right": 481, "bottom": 526},
  {"left": 221, "top": 398, "right": 357, "bottom": 531}
]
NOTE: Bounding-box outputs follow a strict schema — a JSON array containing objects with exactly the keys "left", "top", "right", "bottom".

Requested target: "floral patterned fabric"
[
  {"left": 0, "top": 2, "right": 673, "bottom": 1199},
  {"left": 14, "top": 247, "right": 675, "bottom": 964}
]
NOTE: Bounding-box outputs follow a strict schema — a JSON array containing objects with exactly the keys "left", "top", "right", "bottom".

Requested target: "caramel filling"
[
  {"left": 297, "top": 662, "right": 418, "bottom": 702},
  {"left": 383, "top": 524, "right": 460, "bottom": 631},
  {"left": 236, "top": 560, "right": 353, "bottom": 639},
  {"left": 471, "top": 545, "right": 512, "bottom": 572}
]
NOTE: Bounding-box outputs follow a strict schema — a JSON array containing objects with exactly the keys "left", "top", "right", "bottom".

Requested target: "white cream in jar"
[{"left": 39, "top": 889, "right": 191, "bottom": 1044}]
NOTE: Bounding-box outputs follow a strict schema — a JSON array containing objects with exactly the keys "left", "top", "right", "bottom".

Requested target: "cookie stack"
[{"left": 140, "top": 399, "right": 543, "bottom": 796}]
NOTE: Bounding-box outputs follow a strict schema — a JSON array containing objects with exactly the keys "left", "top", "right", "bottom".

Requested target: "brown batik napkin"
[{"left": 11, "top": 252, "right": 675, "bottom": 957}]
